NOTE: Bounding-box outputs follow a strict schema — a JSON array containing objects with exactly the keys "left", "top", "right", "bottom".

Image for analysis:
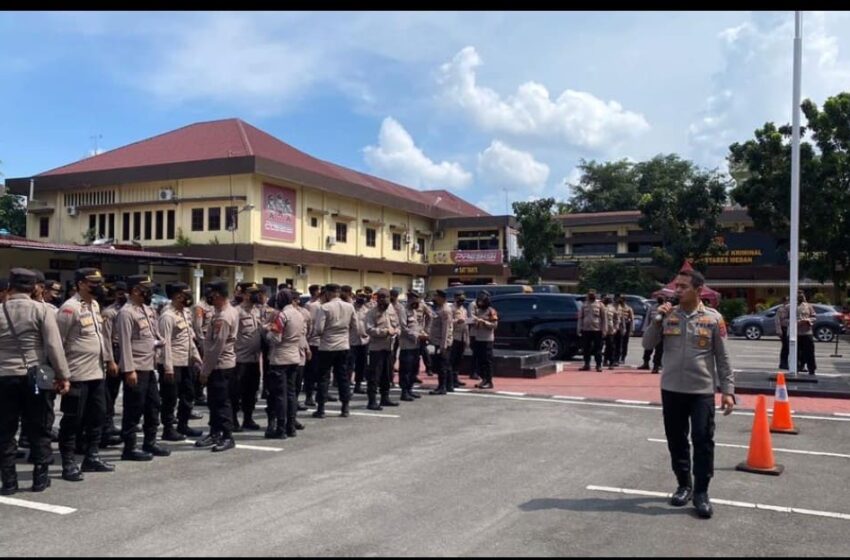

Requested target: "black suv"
[{"left": 489, "top": 293, "right": 581, "bottom": 360}]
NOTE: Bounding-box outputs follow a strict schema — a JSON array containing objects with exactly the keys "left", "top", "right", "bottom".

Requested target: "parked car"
[
  {"left": 575, "top": 294, "right": 651, "bottom": 336},
  {"left": 489, "top": 293, "right": 581, "bottom": 360},
  {"left": 730, "top": 304, "right": 846, "bottom": 342},
  {"left": 531, "top": 284, "right": 561, "bottom": 293}
]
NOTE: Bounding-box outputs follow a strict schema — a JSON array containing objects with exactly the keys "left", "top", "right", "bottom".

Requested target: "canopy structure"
[{"left": 651, "top": 261, "right": 721, "bottom": 307}]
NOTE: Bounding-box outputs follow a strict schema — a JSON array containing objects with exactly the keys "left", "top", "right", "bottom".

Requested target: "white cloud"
[
  {"left": 437, "top": 46, "right": 650, "bottom": 150},
  {"left": 363, "top": 117, "right": 473, "bottom": 190},
  {"left": 477, "top": 140, "right": 550, "bottom": 194}
]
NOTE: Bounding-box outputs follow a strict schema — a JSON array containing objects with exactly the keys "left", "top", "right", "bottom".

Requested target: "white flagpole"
[{"left": 788, "top": 11, "right": 803, "bottom": 376}]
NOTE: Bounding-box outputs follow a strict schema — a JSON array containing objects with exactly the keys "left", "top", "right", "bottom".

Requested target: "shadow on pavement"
[{"left": 518, "top": 496, "right": 686, "bottom": 517}]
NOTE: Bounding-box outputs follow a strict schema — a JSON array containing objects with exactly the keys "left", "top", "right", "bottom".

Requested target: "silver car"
[{"left": 730, "top": 304, "right": 845, "bottom": 342}]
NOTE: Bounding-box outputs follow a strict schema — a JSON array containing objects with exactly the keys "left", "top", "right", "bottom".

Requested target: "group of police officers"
[
  {"left": 0, "top": 267, "right": 499, "bottom": 496},
  {"left": 576, "top": 292, "right": 637, "bottom": 372}
]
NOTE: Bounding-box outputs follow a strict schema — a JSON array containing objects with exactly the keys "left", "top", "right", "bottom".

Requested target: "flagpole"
[{"left": 788, "top": 10, "right": 802, "bottom": 376}]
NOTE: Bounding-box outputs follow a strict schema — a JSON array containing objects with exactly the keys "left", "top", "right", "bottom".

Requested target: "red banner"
[{"left": 261, "top": 183, "right": 296, "bottom": 242}]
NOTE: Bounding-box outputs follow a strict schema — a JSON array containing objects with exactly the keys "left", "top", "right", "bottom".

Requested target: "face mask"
[
  {"left": 234, "top": 294, "right": 244, "bottom": 304},
  {"left": 205, "top": 294, "right": 216, "bottom": 305},
  {"left": 477, "top": 300, "right": 489, "bottom": 309},
  {"left": 588, "top": 295, "right": 596, "bottom": 302},
  {"left": 116, "top": 294, "right": 127, "bottom": 306},
  {"left": 378, "top": 300, "right": 389, "bottom": 311},
  {"left": 410, "top": 301, "right": 420, "bottom": 309},
  {"left": 142, "top": 292, "right": 153, "bottom": 306},
  {"left": 90, "top": 284, "right": 105, "bottom": 298},
  {"left": 355, "top": 297, "right": 367, "bottom": 306},
  {"left": 183, "top": 294, "right": 193, "bottom": 307},
  {"left": 250, "top": 293, "right": 261, "bottom": 304}
]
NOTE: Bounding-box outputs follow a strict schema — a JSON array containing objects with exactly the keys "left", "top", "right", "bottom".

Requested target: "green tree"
[
  {"left": 576, "top": 260, "right": 659, "bottom": 296},
  {"left": 566, "top": 158, "right": 641, "bottom": 213},
  {"left": 0, "top": 192, "right": 27, "bottom": 236},
  {"left": 636, "top": 154, "right": 729, "bottom": 276},
  {"left": 510, "top": 198, "right": 564, "bottom": 284}
]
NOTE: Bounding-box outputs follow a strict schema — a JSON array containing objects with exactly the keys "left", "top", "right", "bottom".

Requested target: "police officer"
[
  {"left": 797, "top": 291, "right": 817, "bottom": 376},
  {"left": 398, "top": 290, "right": 427, "bottom": 401},
  {"left": 419, "top": 296, "right": 435, "bottom": 380},
  {"left": 100, "top": 281, "right": 127, "bottom": 445},
  {"left": 469, "top": 291, "right": 498, "bottom": 390},
  {"left": 350, "top": 290, "right": 370, "bottom": 395},
  {"left": 449, "top": 291, "right": 469, "bottom": 388},
  {"left": 638, "top": 295, "right": 666, "bottom": 373},
  {"left": 774, "top": 296, "right": 790, "bottom": 370},
  {"left": 233, "top": 282, "right": 263, "bottom": 431},
  {"left": 603, "top": 294, "right": 620, "bottom": 369},
  {"left": 313, "top": 284, "right": 362, "bottom": 418},
  {"left": 428, "top": 290, "right": 454, "bottom": 395},
  {"left": 578, "top": 289, "right": 607, "bottom": 372},
  {"left": 643, "top": 269, "right": 734, "bottom": 519},
  {"left": 56, "top": 268, "right": 115, "bottom": 482},
  {"left": 116, "top": 274, "right": 170, "bottom": 461},
  {"left": 302, "top": 284, "right": 323, "bottom": 407},
  {"left": 389, "top": 288, "right": 404, "bottom": 388},
  {"left": 191, "top": 293, "right": 215, "bottom": 406},
  {"left": 263, "top": 289, "right": 307, "bottom": 438},
  {"left": 195, "top": 278, "right": 240, "bottom": 452},
  {"left": 1, "top": 268, "right": 70, "bottom": 495},
  {"left": 158, "top": 283, "right": 202, "bottom": 441},
  {"left": 365, "top": 288, "right": 400, "bottom": 410},
  {"left": 616, "top": 295, "right": 634, "bottom": 365},
  {"left": 44, "top": 279, "right": 63, "bottom": 309},
  {"left": 290, "top": 289, "right": 311, "bottom": 420}
]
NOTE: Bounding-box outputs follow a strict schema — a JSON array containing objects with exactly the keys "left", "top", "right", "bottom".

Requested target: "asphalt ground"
[{"left": 3, "top": 386, "right": 850, "bottom": 556}]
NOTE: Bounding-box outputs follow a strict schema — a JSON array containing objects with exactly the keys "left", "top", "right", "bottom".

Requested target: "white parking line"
[
  {"left": 586, "top": 485, "right": 850, "bottom": 521},
  {"left": 552, "top": 395, "right": 587, "bottom": 401},
  {"left": 0, "top": 496, "right": 76, "bottom": 515},
  {"left": 646, "top": 438, "right": 850, "bottom": 459},
  {"left": 304, "top": 408, "right": 401, "bottom": 419},
  {"left": 167, "top": 440, "right": 283, "bottom": 452},
  {"left": 497, "top": 391, "right": 526, "bottom": 396},
  {"left": 835, "top": 412, "right": 850, "bottom": 417},
  {"left": 616, "top": 399, "right": 650, "bottom": 405}
]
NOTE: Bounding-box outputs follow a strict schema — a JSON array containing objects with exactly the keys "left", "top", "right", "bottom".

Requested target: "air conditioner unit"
[
  {"left": 158, "top": 187, "right": 175, "bottom": 202},
  {"left": 66, "top": 205, "right": 78, "bottom": 217},
  {"left": 296, "top": 265, "right": 308, "bottom": 277},
  {"left": 403, "top": 233, "right": 412, "bottom": 244},
  {"left": 435, "top": 231, "right": 445, "bottom": 240},
  {"left": 326, "top": 235, "right": 337, "bottom": 247}
]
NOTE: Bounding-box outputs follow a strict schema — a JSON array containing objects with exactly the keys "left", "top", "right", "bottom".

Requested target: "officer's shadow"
[{"left": 519, "top": 496, "right": 685, "bottom": 517}]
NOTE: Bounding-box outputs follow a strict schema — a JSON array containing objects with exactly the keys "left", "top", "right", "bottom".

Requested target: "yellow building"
[{"left": 6, "top": 119, "right": 504, "bottom": 295}]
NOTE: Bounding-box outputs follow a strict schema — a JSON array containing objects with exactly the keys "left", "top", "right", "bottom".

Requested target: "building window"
[
  {"left": 167, "top": 210, "right": 175, "bottom": 239},
  {"left": 155, "top": 210, "right": 164, "bottom": 240},
  {"left": 133, "top": 212, "right": 142, "bottom": 240},
  {"left": 208, "top": 207, "right": 221, "bottom": 231},
  {"left": 89, "top": 214, "right": 96, "bottom": 234},
  {"left": 392, "top": 233, "right": 402, "bottom": 251},
  {"left": 98, "top": 214, "right": 106, "bottom": 238},
  {"left": 39, "top": 217, "right": 49, "bottom": 238},
  {"left": 457, "top": 230, "right": 500, "bottom": 251},
  {"left": 417, "top": 237, "right": 426, "bottom": 255},
  {"left": 225, "top": 206, "right": 238, "bottom": 231},
  {"left": 336, "top": 222, "right": 347, "bottom": 243},
  {"left": 311, "top": 216, "right": 318, "bottom": 228},
  {"left": 122, "top": 212, "right": 130, "bottom": 241},
  {"left": 108, "top": 213, "right": 115, "bottom": 239},
  {"left": 144, "top": 211, "right": 153, "bottom": 240},
  {"left": 191, "top": 208, "right": 204, "bottom": 231},
  {"left": 366, "top": 228, "right": 376, "bottom": 247},
  {"left": 571, "top": 242, "right": 617, "bottom": 255}
]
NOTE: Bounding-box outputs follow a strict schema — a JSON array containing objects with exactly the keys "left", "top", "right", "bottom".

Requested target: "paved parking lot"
[{"left": 2, "top": 387, "right": 850, "bottom": 556}]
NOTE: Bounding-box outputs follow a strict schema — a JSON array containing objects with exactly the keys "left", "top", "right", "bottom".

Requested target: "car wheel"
[
  {"left": 537, "top": 335, "right": 563, "bottom": 360},
  {"left": 744, "top": 324, "right": 763, "bottom": 340},
  {"left": 815, "top": 326, "right": 835, "bottom": 343}
]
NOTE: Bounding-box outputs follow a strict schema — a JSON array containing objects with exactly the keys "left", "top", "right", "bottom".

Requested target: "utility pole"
[{"left": 788, "top": 11, "right": 803, "bottom": 377}]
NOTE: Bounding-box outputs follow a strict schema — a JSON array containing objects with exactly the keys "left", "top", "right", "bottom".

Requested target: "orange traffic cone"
[
  {"left": 735, "top": 394, "right": 784, "bottom": 476},
  {"left": 770, "top": 372, "right": 799, "bottom": 435}
]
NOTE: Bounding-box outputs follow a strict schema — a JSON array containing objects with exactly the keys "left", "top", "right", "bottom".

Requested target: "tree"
[
  {"left": 565, "top": 159, "right": 641, "bottom": 213},
  {"left": 510, "top": 198, "right": 564, "bottom": 284},
  {"left": 576, "top": 260, "right": 660, "bottom": 296},
  {"left": 0, "top": 192, "right": 26, "bottom": 236},
  {"left": 636, "top": 154, "right": 729, "bottom": 277}
]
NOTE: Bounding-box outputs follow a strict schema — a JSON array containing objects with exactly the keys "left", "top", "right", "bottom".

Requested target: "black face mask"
[
  {"left": 355, "top": 297, "right": 367, "bottom": 306},
  {"left": 141, "top": 290, "right": 153, "bottom": 306},
  {"left": 378, "top": 300, "right": 390, "bottom": 311},
  {"left": 116, "top": 294, "right": 127, "bottom": 306},
  {"left": 90, "top": 284, "right": 105, "bottom": 298},
  {"left": 588, "top": 295, "right": 596, "bottom": 302},
  {"left": 234, "top": 294, "right": 244, "bottom": 304},
  {"left": 410, "top": 301, "right": 420, "bottom": 309},
  {"left": 477, "top": 299, "right": 489, "bottom": 309},
  {"left": 183, "top": 294, "right": 194, "bottom": 307},
  {"left": 205, "top": 292, "right": 216, "bottom": 305},
  {"left": 250, "top": 293, "right": 261, "bottom": 304}
]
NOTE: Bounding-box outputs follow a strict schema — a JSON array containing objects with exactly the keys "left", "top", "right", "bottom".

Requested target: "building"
[
  {"left": 542, "top": 208, "right": 830, "bottom": 310},
  {"left": 5, "top": 118, "right": 512, "bottom": 294}
]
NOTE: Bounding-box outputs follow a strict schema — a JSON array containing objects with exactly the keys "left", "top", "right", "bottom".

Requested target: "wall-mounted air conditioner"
[
  {"left": 66, "top": 206, "right": 78, "bottom": 217},
  {"left": 158, "top": 187, "right": 175, "bottom": 202},
  {"left": 326, "top": 235, "right": 337, "bottom": 247}
]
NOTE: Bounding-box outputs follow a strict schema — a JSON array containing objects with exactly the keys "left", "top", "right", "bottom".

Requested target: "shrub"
[{"left": 717, "top": 298, "right": 748, "bottom": 324}]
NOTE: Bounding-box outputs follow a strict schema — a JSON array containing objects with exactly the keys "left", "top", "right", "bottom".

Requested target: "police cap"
[
  {"left": 126, "top": 274, "right": 154, "bottom": 291},
  {"left": 9, "top": 268, "right": 37, "bottom": 291},
  {"left": 204, "top": 278, "right": 229, "bottom": 296},
  {"left": 166, "top": 282, "right": 191, "bottom": 298},
  {"left": 75, "top": 268, "right": 104, "bottom": 284}
]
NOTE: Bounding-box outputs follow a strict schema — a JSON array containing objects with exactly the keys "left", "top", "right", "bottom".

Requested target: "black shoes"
[
  {"left": 177, "top": 423, "right": 203, "bottom": 437},
  {"left": 297, "top": 404, "right": 309, "bottom": 411},
  {"left": 100, "top": 434, "right": 123, "bottom": 449},
  {"left": 61, "top": 460, "right": 85, "bottom": 482},
  {"left": 596, "top": 366, "right": 603, "bottom": 372},
  {"left": 414, "top": 377, "right": 423, "bottom": 385},
  {"left": 81, "top": 455, "right": 115, "bottom": 473},
  {"left": 194, "top": 433, "right": 220, "bottom": 448},
  {"left": 693, "top": 492, "right": 713, "bottom": 519},
  {"left": 304, "top": 397, "right": 317, "bottom": 407},
  {"left": 429, "top": 388, "right": 447, "bottom": 395},
  {"left": 312, "top": 410, "right": 326, "bottom": 419},
  {"left": 242, "top": 418, "right": 261, "bottom": 431},
  {"left": 189, "top": 410, "right": 204, "bottom": 420},
  {"left": 32, "top": 464, "right": 51, "bottom": 492},
  {"left": 293, "top": 420, "right": 305, "bottom": 430},
  {"left": 212, "top": 437, "right": 236, "bottom": 452},
  {"left": 455, "top": 380, "right": 467, "bottom": 387},
  {"left": 326, "top": 395, "right": 338, "bottom": 403},
  {"left": 122, "top": 448, "right": 153, "bottom": 461},
  {"left": 651, "top": 367, "right": 660, "bottom": 374},
  {"left": 410, "top": 391, "right": 422, "bottom": 399},
  {"left": 1, "top": 467, "right": 18, "bottom": 495},
  {"left": 340, "top": 403, "right": 350, "bottom": 418},
  {"left": 162, "top": 427, "right": 187, "bottom": 442},
  {"left": 142, "top": 443, "right": 171, "bottom": 457},
  {"left": 366, "top": 403, "right": 383, "bottom": 411},
  {"left": 476, "top": 381, "right": 494, "bottom": 389},
  {"left": 285, "top": 425, "right": 298, "bottom": 438},
  {"left": 670, "top": 486, "right": 693, "bottom": 507},
  {"left": 579, "top": 365, "right": 590, "bottom": 371},
  {"left": 637, "top": 363, "right": 650, "bottom": 370},
  {"left": 379, "top": 398, "right": 399, "bottom": 407},
  {"left": 400, "top": 393, "right": 415, "bottom": 402}
]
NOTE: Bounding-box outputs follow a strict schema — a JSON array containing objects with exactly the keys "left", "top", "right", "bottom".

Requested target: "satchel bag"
[{"left": 2, "top": 302, "right": 57, "bottom": 393}]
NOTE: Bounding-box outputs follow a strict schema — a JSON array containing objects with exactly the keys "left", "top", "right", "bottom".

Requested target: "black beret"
[
  {"left": 407, "top": 289, "right": 421, "bottom": 299},
  {"left": 237, "top": 281, "right": 260, "bottom": 293},
  {"left": 434, "top": 289, "right": 447, "bottom": 298},
  {"left": 453, "top": 291, "right": 466, "bottom": 299},
  {"left": 110, "top": 281, "right": 128, "bottom": 292}
]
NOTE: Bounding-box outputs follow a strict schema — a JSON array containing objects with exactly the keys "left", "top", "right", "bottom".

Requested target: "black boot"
[
  {"left": 142, "top": 441, "right": 171, "bottom": 457},
  {"left": 671, "top": 473, "right": 693, "bottom": 507},
  {"left": 353, "top": 383, "right": 365, "bottom": 394},
  {"left": 366, "top": 394, "right": 383, "bottom": 411},
  {"left": 99, "top": 432, "right": 123, "bottom": 449},
  {"left": 340, "top": 402, "right": 350, "bottom": 418},
  {"left": 304, "top": 394, "right": 316, "bottom": 407},
  {"left": 81, "top": 453, "right": 115, "bottom": 473},
  {"left": 61, "top": 456, "right": 85, "bottom": 482},
  {"left": 212, "top": 435, "right": 236, "bottom": 452},
  {"left": 32, "top": 464, "right": 51, "bottom": 492},
  {"left": 264, "top": 416, "right": 278, "bottom": 439},
  {"left": 400, "top": 392, "right": 414, "bottom": 401},
  {"left": 285, "top": 421, "right": 297, "bottom": 437},
  {"left": 194, "top": 432, "right": 220, "bottom": 448},
  {"left": 162, "top": 424, "right": 187, "bottom": 442},
  {"left": 693, "top": 493, "right": 713, "bottom": 519},
  {"left": 326, "top": 394, "right": 338, "bottom": 403},
  {"left": 312, "top": 403, "right": 326, "bottom": 418},
  {"left": 293, "top": 420, "right": 305, "bottom": 430},
  {"left": 379, "top": 394, "right": 399, "bottom": 407},
  {"left": 177, "top": 422, "right": 203, "bottom": 438},
  {"left": 1, "top": 467, "right": 18, "bottom": 495},
  {"left": 637, "top": 362, "right": 650, "bottom": 370},
  {"left": 242, "top": 413, "right": 261, "bottom": 431},
  {"left": 122, "top": 441, "right": 153, "bottom": 461}
]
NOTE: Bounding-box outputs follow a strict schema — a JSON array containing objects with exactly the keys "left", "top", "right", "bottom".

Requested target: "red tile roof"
[{"left": 38, "top": 119, "right": 488, "bottom": 218}]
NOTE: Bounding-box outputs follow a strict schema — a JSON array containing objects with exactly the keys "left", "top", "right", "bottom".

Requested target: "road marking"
[
  {"left": 445, "top": 391, "right": 850, "bottom": 422},
  {"left": 168, "top": 440, "right": 283, "bottom": 452},
  {"left": 616, "top": 399, "right": 650, "bottom": 405},
  {"left": 497, "top": 391, "right": 526, "bottom": 396},
  {"left": 835, "top": 412, "right": 850, "bottom": 417},
  {"left": 552, "top": 395, "right": 587, "bottom": 401},
  {"left": 0, "top": 496, "right": 76, "bottom": 515},
  {"left": 305, "top": 408, "right": 400, "bottom": 419},
  {"left": 586, "top": 485, "right": 850, "bottom": 521},
  {"left": 647, "top": 438, "right": 850, "bottom": 459}
]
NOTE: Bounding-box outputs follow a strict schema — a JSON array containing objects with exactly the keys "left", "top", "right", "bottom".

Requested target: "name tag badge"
[
  {"left": 80, "top": 316, "right": 94, "bottom": 327},
  {"left": 663, "top": 327, "right": 682, "bottom": 336},
  {"left": 698, "top": 337, "right": 710, "bottom": 348},
  {"left": 137, "top": 318, "right": 149, "bottom": 331},
  {"left": 176, "top": 320, "right": 187, "bottom": 330}
]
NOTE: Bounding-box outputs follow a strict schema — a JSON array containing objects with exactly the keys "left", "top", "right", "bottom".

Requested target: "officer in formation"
[
  {"left": 615, "top": 295, "right": 634, "bottom": 365},
  {"left": 389, "top": 289, "right": 405, "bottom": 388},
  {"left": 101, "top": 281, "right": 127, "bottom": 446},
  {"left": 643, "top": 268, "right": 734, "bottom": 519},
  {"left": 233, "top": 282, "right": 264, "bottom": 431},
  {"left": 469, "top": 291, "right": 499, "bottom": 390},
  {"left": 349, "top": 290, "right": 370, "bottom": 395},
  {"left": 448, "top": 291, "right": 469, "bottom": 389},
  {"left": 428, "top": 289, "right": 454, "bottom": 395},
  {"left": 578, "top": 289, "right": 608, "bottom": 372},
  {"left": 602, "top": 294, "right": 621, "bottom": 369},
  {"left": 191, "top": 291, "right": 215, "bottom": 406},
  {"left": 638, "top": 295, "right": 666, "bottom": 373},
  {"left": 774, "top": 296, "right": 790, "bottom": 371},
  {"left": 398, "top": 290, "right": 427, "bottom": 401},
  {"left": 301, "top": 284, "right": 324, "bottom": 408},
  {"left": 364, "top": 289, "right": 400, "bottom": 410},
  {"left": 263, "top": 289, "right": 307, "bottom": 438}
]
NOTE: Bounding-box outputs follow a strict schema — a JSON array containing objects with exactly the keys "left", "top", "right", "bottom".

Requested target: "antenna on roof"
[{"left": 89, "top": 134, "right": 103, "bottom": 157}]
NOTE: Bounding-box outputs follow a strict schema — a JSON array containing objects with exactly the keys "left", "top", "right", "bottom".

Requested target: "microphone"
[{"left": 655, "top": 296, "right": 679, "bottom": 322}]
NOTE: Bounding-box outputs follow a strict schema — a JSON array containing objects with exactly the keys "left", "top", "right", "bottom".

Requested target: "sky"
[{"left": 1, "top": 11, "right": 849, "bottom": 214}]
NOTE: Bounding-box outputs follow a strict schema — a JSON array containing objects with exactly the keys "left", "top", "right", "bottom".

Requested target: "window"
[
  {"left": 492, "top": 298, "right": 537, "bottom": 316},
  {"left": 544, "top": 297, "right": 578, "bottom": 314},
  {"left": 166, "top": 210, "right": 175, "bottom": 239},
  {"left": 366, "top": 228, "right": 376, "bottom": 247},
  {"left": 417, "top": 237, "right": 425, "bottom": 255},
  {"left": 155, "top": 210, "right": 164, "bottom": 240},
  {"left": 39, "top": 217, "right": 49, "bottom": 238},
  {"left": 208, "top": 207, "right": 221, "bottom": 231},
  {"left": 191, "top": 208, "right": 204, "bottom": 231},
  {"left": 122, "top": 212, "right": 130, "bottom": 241},
  {"left": 311, "top": 216, "right": 318, "bottom": 228},
  {"left": 143, "top": 211, "right": 153, "bottom": 240},
  {"left": 88, "top": 214, "right": 96, "bottom": 234},
  {"left": 108, "top": 213, "right": 115, "bottom": 238},
  {"left": 392, "top": 233, "right": 402, "bottom": 251},
  {"left": 98, "top": 214, "right": 106, "bottom": 238},
  {"left": 336, "top": 222, "right": 347, "bottom": 243},
  {"left": 571, "top": 242, "right": 617, "bottom": 255},
  {"left": 225, "top": 206, "right": 238, "bottom": 231},
  {"left": 457, "top": 229, "right": 500, "bottom": 251},
  {"left": 133, "top": 212, "right": 142, "bottom": 240}
]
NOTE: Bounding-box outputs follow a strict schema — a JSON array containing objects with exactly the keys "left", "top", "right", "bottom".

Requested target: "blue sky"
[{"left": 2, "top": 11, "right": 849, "bottom": 214}]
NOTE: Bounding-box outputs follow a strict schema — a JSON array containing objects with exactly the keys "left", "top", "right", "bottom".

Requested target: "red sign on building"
[{"left": 261, "top": 183, "right": 297, "bottom": 242}]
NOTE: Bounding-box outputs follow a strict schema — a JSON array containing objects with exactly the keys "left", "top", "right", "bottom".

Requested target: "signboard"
[
  {"left": 429, "top": 250, "right": 502, "bottom": 266},
  {"left": 700, "top": 232, "right": 787, "bottom": 266},
  {"left": 261, "top": 183, "right": 297, "bottom": 242},
  {"left": 453, "top": 266, "right": 479, "bottom": 275},
  {"left": 50, "top": 259, "right": 101, "bottom": 270}
]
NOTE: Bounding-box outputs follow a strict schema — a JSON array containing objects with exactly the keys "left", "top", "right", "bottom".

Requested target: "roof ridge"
[{"left": 235, "top": 119, "right": 254, "bottom": 155}]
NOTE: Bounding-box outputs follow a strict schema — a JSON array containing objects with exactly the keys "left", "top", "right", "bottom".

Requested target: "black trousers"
[
  {"left": 367, "top": 350, "right": 392, "bottom": 399},
  {"left": 469, "top": 336, "right": 479, "bottom": 378},
  {"left": 779, "top": 327, "right": 789, "bottom": 369},
  {"left": 208, "top": 368, "right": 235, "bottom": 437},
  {"left": 0, "top": 376, "right": 53, "bottom": 467},
  {"left": 266, "top": 364, "right": 298, "bottom": 427},
  {"left": 619, "top": 327, "right": 631, "bottom": 362},
  {"left": 318, "top": 350, "right": 351, "bottom": 406},
  {"left": 604, "top": 334, "right": 618, "bottom": 365},
  {"left": 235, "top": 362, "right": 261, "bottom": 419},
  {"left": 349, "top": 345, "right": 368, "bottom": 386},
  {"left": 391, "top": 338, "right": 400, "bottom": 381},
  {"left": 661, "top": 390, "right": 715, "bottom": 489},
  {"left": 121, "top": 370, "right": 161, "bottom": 448},
  {"left": 419, "top": 339, "right": 432, "bottom": 374},
  {"left": 472, "top": 340, "right": 494, "bottom": 384},
  {"left": 105, "top": 344, "right": 122, "bottom": 426},
  {"left": 399, "top": 349, "right": 420, "bottom": 393},
  {"left": 59, "top": 378, "right": 106, "bottom": 458},
  {"left": 432, "top": 350, "right": 448, "bottom": 390},
  {"left": 450, "top": 340, "right": 466, "bottom": 378},
  {"left": 295, "top": 366, "right": 305, "bottom": 399},
  {"left": 581, "top": 331, "right": 603, "bottom": 367},
  {"left": 799, "top": 334, "right": 816, "bottom": 374},
  {"left": 302, "top": 346, "right": 320, "bottom": 399},
  {"left": 159, "top": 365, "right": 195, "bottom": 427},
  {"left": 642, "top": 339, "right": 664, "bottom": 368}
]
